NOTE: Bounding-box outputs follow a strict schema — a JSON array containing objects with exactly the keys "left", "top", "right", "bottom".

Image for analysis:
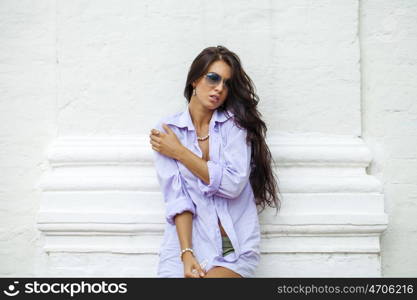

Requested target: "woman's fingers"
[
  {"left": 151, "top": 129, "right": 165, "bottom": 136},
  {"left": 191, "top": 264, "right": 205, "bottom": 278},
  {"left": 149, "top": 130, "right": 161, "bottom": 150},
  {"left": 196, "top": 265, "right": 205, "bottom": 277},
  {"left": 184, "top": 265, "right": 205, "bottom": 278},
  {"left": 191, "top": 269, "right": 200, "bottom": 278},
  {"left": 149, "top": 138, "right": 158, "bottom": 150},
  {"left": 149, "top": 130, "right": 164, "bottom": 150},
  {"left": 149, "top": 133, "right": 160, "bottom": 140},
  {"left": 184, "top": 270, "right": 199, "bottom": 278}
]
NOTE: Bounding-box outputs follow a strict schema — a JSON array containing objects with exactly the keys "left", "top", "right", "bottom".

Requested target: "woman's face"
[{"left": 192, "top": 60, "right": 231, "bottom": 109}]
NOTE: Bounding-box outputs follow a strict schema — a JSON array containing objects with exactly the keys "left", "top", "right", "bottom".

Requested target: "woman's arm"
[
  {"left": 176, "top": 146, "right": 210, "bottom": 184},
  {"left": 151, "top": 121, "right": 205, "bottom": 278},
  {"left": 152, "top": 121, "right": 251, "bottom": 199},
  {"left": 174, "top": 211, "right": 193, "bottom": 251},
  {"left": 151, "top": 122, "right": 197, "bottom": 225},
  {"left": 176, "top": 122, "right": 252, "bottom": 200},
  {"left": 174, "top": 211, "right": 205, "bottom": 278},
  {"left": 153, "top": 123, "right": 210, "bottom": 184}
]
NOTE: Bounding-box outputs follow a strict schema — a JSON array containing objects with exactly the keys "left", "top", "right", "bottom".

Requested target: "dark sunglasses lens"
[{"left": 206, "top": 73, "right": 221, "bottom": 84}]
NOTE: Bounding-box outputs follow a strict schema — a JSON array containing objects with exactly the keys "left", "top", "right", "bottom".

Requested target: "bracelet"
[{"left": 180, "top": 248, "right": 194, "bottom": 261}]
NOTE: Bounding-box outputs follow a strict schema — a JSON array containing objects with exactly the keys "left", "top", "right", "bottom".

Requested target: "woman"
[{"left": 149, "top": 45, "right": 281, "bottom": 278}]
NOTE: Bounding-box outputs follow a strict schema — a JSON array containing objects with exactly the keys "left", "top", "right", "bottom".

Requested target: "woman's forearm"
[
  {"left": 174, "top": 211, "right": 194, "bottom": 252},
  {"left": 175, "top": 146, "right": 210, "bottom": 184}
]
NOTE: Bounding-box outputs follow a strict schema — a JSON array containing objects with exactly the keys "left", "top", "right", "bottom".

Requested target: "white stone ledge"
[
  {"left": 38, "top": 175, "right": 381, "bottom": 192},
  {"left": 44, "top": 134, "right": 373, "bottom": 167},
  {"left": 41, "top": 234, "right": 381, "bottom": 254},
  {"left": 37, "top": 211, "right": 388, "bottom": 227},
  {"left": 37, "top": 220, "right": 387, "bottom": 236}
]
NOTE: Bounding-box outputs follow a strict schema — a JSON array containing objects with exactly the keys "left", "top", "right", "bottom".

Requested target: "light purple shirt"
[{"left": 152, "top": 105, "right": 261, "bottom": 278}]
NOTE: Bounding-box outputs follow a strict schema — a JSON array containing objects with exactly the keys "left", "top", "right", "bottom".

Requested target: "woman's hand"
[
  {"left": 182, "top": 252, "right": 206, "bottom": 278},
  {"left": 150, "top": 124, "right": 185, "bottom": 160}
]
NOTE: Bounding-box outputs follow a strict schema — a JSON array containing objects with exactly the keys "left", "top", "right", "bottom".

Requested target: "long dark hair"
[{"left": 183, "top": 45, "right": 281, "bottom": 215}]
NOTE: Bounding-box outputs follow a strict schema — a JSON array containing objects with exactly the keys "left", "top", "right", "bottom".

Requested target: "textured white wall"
[
  {"left": 0, "top": 0, "right": 415, "bottom": 276},
  {"left": 0, "top": 0, "right": 56, "bottom": 276},
  {"left": 54, "top": 0, "right": 361, "bottom": 137},
  {"left": 361, "top": 0, "right": 417, "bottom": 276}
]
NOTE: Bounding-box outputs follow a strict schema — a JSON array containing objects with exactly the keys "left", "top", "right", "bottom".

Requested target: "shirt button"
[{"left": 214, "top": 126, "right": 219, "bottom": 132}]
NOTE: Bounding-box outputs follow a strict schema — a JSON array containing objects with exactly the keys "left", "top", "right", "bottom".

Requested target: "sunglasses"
[{"left": 204, "top": 72, "right": 231, "bottom": 89}]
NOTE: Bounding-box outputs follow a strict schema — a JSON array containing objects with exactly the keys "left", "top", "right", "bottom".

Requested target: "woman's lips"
[{"left": 209, "top": 95, "right": 219, "bottom": 103}]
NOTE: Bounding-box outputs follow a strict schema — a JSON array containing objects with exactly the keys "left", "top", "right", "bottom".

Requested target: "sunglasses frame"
[{"left": 203, "top": 72, "right": 231, "bottom": 89}]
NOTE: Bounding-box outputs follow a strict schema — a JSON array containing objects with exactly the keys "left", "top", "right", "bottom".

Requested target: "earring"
[{"left": 193, "top": 88, "right": 196, "bottom": 96}]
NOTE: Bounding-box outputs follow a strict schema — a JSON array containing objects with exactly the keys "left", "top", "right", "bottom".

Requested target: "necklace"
[{"left": 197, "top": 133, "right": 209, "bottom": 141}]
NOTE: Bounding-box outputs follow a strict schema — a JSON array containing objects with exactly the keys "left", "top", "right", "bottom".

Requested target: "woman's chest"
[
  {"left": 197, "top": 139, "right": 210, "bottom": 161},
  {"left": 176, "top": 128, "right": 226, "bottom": 183}
]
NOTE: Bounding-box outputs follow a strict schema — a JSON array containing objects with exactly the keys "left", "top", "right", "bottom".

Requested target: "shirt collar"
[{"left": 166, "top": 105, "right": 234, "bottom": 131}]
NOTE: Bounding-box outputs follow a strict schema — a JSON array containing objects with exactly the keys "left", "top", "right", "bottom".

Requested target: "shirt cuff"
[
  {"left": 166, "top": 198, "right": 196, "bottom": 225},
  {"left": 197, "top": 160, "right": 223, "bottom": 198}
]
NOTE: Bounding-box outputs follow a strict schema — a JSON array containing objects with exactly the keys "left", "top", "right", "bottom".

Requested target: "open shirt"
[{"left": 152, "top": 105, "right": 261, "bottom": 277}]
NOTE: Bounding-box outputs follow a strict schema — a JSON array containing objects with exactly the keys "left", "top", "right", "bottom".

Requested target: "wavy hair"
[{"left": 183, "top": 45, "right": 281, "bottom": 215}]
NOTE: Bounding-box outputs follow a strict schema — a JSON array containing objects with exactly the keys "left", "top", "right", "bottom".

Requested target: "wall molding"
[{"left": 37, "top": 134, "right": 388, "bottom": 276}]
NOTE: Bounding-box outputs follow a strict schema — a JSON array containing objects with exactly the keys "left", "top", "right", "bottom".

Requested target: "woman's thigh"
[{"left": 203, "top": 266, "right": 243, "bottom": 278}]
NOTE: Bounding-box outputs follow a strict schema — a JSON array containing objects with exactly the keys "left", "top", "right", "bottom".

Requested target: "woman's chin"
[{"left": 205, "top": 100, "right": 220, "bottom": 108}]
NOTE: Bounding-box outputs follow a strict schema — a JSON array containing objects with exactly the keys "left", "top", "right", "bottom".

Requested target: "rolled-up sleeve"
[
  {"left": 197, "top": 121, "right": 252, "bottom": 199},
  {"left": 152, "top": 121, "right": 196, "bottom": 225}
]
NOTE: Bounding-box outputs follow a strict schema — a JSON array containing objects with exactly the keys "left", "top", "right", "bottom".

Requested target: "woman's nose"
[{"left": 214, "top": 81, "right": 225, "bottom": 91}]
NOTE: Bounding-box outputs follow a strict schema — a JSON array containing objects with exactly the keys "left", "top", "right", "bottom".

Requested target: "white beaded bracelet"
[{"left": 180, "top": 248, "right": 194, "bottom": 261}]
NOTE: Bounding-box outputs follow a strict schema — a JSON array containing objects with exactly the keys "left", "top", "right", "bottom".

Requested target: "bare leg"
[{"left": 203, "top": 266, "right": 243, "bottom": 278}]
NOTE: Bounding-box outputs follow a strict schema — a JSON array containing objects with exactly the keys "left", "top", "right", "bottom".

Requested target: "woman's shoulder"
[
  {"left": 158, "top": 111, "right": 182, "bottom": 123},
  {"left": 154, "top": 111, "right": 183, "bottom": 130}
]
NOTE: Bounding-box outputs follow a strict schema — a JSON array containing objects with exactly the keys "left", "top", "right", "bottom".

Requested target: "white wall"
[
  {"left": 0, "top": 0, "right": 56, "bottom": 276},
  {"left": 361, "top": 0, "right": 417, "bottom": 276},
  {"left": 0, "top": 0, "right": 415, "bottom": 277}
]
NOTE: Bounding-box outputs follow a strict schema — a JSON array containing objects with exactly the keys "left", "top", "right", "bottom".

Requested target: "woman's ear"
[{"left": 192, "top": 77, "right": 202, "bottom": 88}]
